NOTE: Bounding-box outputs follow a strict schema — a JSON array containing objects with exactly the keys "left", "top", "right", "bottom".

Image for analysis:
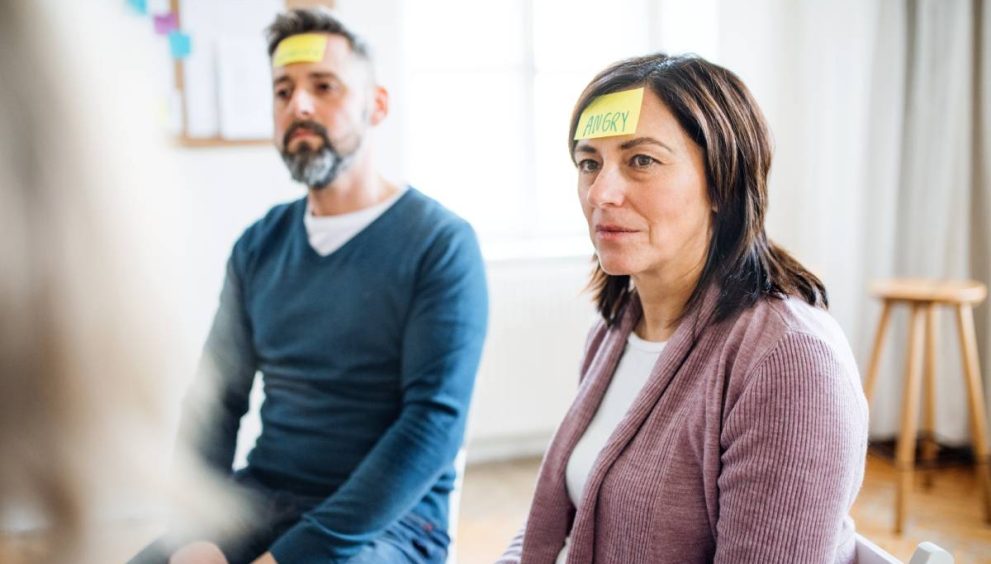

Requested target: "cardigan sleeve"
[{"left": 714, "top": 332, "right": 868, "bottom": 563}]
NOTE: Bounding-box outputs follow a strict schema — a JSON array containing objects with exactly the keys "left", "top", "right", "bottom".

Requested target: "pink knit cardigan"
[{"left": 499, "top": 289, "right": 868, "bottom": 563}]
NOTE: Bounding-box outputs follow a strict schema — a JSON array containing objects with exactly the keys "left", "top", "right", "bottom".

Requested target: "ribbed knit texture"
[{"left": 499, "top": 286, "right": 868, "bottom": 563}]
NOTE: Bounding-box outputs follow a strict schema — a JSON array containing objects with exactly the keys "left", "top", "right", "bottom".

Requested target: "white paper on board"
[
  {"left": 217, "top": 35, "right": 274, "bottom": 140},
  {"left": 179, "top": 0, "right": 220, "bottom": 137}
]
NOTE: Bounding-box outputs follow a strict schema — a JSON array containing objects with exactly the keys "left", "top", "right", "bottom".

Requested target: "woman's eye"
[
  {"left": 577, "top": 159, "right": 600, "bottom": 173},
  {"left": 631, "top": 154, "right": 657, "bottom": 168}
]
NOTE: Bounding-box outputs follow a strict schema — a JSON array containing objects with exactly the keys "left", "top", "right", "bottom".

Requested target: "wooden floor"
[
  {"left": 3, "top": 454, "right": 990, "bottom": 563},
  {"left": 456, "top": 455, "right": 991, "bottom": 563}
]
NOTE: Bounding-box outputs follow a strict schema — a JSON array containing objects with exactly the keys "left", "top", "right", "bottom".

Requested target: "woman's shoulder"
[
  {"left": 720, "top": 295, "right": 860, "bottom": 385},
  {"left": 718, "top": 296, "right": 869, "bottom": 459}
]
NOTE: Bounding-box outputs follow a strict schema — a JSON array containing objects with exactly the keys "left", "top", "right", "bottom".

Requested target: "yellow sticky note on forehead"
[
  {"left": 574, "top": 87, "right": 645, "bottom": 140},
  {"left": 273, "top": 33, "right": 328, "bottom": 67}
]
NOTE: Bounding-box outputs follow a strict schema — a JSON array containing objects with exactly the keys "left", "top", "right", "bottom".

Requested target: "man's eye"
[
  {"left": 631, "top": 154, "right": 657, "bottom": 168},
  {"left": 316, "top": 82, "right": 334, "bottom": 93},
  {"left": 275, "top": 89, "right": 291, "bottom": 100},
  {"left": 577, "top": 159, "right": 600, "bottom": 173}
]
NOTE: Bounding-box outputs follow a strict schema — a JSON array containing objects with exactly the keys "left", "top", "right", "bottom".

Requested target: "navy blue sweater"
[{"left": 186, "top": 188, "right": 488, "bottom": 562}]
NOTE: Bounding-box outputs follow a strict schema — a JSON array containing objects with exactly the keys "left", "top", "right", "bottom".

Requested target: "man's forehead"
[
  {"left": 273, "top": 32, "right": 328, "bottom": 68},
  {"left": 272, "top": 32, "right": 357, "bottom": 69}
]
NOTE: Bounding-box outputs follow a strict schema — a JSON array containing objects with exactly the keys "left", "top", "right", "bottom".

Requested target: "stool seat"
[{"left": 870, "top": 278, "right": 987, "bottom": 304}]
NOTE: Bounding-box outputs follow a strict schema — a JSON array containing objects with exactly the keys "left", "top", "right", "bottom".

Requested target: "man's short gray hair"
[{"left": 265, "top": 8, "right": 372, "bottom": 62}]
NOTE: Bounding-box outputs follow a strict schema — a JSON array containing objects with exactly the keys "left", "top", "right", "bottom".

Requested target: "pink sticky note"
[{"left": 154, "top": 12, "right": 178, "bottom": 35}]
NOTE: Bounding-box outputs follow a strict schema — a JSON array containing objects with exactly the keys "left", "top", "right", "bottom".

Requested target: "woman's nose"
[{"left": 585, "top": 166, "right": 624, "bottom": 208}]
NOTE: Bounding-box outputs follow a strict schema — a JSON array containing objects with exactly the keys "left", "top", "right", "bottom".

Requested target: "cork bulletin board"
[{"left": 161, "top": 0, "right": 335, "bottom": 147}]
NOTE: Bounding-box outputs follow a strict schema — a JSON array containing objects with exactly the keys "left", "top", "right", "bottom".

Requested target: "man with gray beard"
[{"left": 131, "top": 7, "right": 488, "bottom": 564}]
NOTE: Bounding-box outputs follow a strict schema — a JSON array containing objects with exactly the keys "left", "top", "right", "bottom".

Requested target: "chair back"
[{"left": 855, "top": 533, "right": 954, "bottom": 564}]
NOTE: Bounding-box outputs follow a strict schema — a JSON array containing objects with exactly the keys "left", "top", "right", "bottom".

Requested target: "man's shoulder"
[
  {"left": 391, "top": 188, "right": 478, "bottom": 246},
  {"left": 397, "top": 188, "right": 468, "bottom": 228},
  {"left": 233, "top": 197, "right": 306, "bottom": 257}
]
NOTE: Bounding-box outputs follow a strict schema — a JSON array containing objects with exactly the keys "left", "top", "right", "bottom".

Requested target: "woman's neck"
[{"left": 632, "top": 259, "right": 705, "bottom": 342}]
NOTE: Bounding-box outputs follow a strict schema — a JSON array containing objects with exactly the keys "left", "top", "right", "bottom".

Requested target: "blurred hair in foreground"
[{"left": 0, "top": 2, "right": 247, "bottom": 562}]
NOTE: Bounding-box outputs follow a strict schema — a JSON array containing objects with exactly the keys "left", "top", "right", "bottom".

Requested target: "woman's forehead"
[{"left": 574, "top": 92, "right": 689, "bottom": 155}]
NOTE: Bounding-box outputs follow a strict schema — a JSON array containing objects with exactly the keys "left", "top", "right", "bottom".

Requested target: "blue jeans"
[{"left": 129, "top": 468, "right": 449, "bottom": 564}]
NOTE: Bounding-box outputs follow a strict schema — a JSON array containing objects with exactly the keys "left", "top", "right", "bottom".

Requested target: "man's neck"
[{"left": 307, "top": 156, "right": 399, "bottom": 216}]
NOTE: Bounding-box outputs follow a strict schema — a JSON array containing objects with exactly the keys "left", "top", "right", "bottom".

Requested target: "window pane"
[
  {"left": 533, "top": 0, "right": 650, "bottom": 72},
  {"left": 405, "top": 71, "right": 528, "bottom": 237},
  {"left": 534, "top": 71, "right": 591, "bottom": 237},
  {"left": 654, "top": 0, "right": 719, "bottom": 61},
  {"left": 405, "top": 0, "right": 527, "bottom": 71}
]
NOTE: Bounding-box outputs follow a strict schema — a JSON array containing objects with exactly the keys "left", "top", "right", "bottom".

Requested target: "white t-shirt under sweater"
[
  {"left": 557, "top": 332, "right": 667, "bottom": 564},
  {"left": 303, "top": 186, "right": 408, "bottom": 256}
]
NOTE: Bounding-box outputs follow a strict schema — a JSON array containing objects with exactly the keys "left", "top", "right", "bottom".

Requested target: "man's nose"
[{"left": 289, "top": 89, "right": 315, "bottom": 119}]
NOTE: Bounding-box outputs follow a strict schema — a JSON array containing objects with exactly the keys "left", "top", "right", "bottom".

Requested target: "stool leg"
[
  {"left": 921, "top": 304, "right": 939, "bottom": 489},
  {"left": 865, "top": 300, "right": 893, "bottom": 404},
  {"left": 895, "top": 304, "right": 925, "bottom": 534},
  {"left": 955, "top": 304, "right": 991, "bottom": 523}
]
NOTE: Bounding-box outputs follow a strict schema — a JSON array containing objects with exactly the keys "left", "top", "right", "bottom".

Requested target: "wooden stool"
[{"left": 863, "top": 278, "right": 991, "bottom": 533}]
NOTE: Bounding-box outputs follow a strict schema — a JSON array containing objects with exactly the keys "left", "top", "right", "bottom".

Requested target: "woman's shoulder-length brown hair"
[{"left": 570, "top": 53, "right": 827, "bottom": 326}]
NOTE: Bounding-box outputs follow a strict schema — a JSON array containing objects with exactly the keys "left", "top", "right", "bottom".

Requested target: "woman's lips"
[{"left": 595, "top": 224, "right": 638, "bottom": 240}]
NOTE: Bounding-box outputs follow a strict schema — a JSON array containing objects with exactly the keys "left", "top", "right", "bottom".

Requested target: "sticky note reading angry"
[
  {"left": 273, "top": 34, "right": 328, "bottom": 67},
  {"left": 574, "top": 87, "right": 645, "bottom": 140}
]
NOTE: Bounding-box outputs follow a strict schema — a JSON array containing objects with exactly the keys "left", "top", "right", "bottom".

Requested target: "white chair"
[
  {"left": 855, "top": 533, "right": 954, "bottom": 564},
  {"left": 446, "top": 448, "right": 467, "bottom": 564}
]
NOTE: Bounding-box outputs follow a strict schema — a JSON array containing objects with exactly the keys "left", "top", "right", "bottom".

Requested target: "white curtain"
[{"left": 715, "top": 0, "right": 990, "bottom": 443}]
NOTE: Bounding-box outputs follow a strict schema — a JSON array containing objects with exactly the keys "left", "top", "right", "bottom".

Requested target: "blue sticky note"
[
  {"left": 126, "top": 0, "right": 148, "bottom": 15},
  {"left": 168, "top": 31, "right": 192, "bottom": 59}
]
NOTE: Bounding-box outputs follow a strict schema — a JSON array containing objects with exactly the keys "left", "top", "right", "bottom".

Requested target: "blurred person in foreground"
[
  {"left": 499, "top": 53, "right": 868, "bottom": 563},
  {"left": 131, "top": 7, "right": 488, "bottom": 564},
  {"left": 0, "top": 2, "right": 240, "bottom": 564}
]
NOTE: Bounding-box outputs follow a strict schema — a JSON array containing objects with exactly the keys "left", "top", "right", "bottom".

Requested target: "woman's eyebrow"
[
  {"left": 619, "top": 137, "right": 675, "bottom": 153},
  {"left": 573, "top": 142, "right": 599, "bottom": 156}
]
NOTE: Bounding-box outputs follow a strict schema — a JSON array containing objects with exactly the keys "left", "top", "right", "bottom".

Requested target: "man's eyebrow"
[
  {"left": 273, "top": 75, "right": 292, "bottom": 87},
  {"left": 307, "top": 71, "right": 340, "bottom": 81},
  {"left": 619, "top": 137, "right": 675, "bottom": 153}
]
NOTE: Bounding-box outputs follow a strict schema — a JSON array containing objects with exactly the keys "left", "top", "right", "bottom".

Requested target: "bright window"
[{"left": 402, "top": 0, "right": 716, "bottom": 257}]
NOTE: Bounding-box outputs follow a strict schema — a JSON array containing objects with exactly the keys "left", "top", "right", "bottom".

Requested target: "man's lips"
[{"left": 290, "top": 129, "right": 320, "bottom": 140}]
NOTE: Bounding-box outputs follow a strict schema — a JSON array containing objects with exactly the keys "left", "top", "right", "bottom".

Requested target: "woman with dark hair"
[{"left": 499, "top": 53, "right": 868, "bottom": 563}]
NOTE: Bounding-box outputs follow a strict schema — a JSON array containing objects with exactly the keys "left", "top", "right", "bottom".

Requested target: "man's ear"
[{"left": 369, "top": 85, "right": 389, "bottom": 126}]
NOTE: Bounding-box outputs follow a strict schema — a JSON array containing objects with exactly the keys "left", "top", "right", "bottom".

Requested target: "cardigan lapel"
[
  {"left": 520, "top": 299, "right": 640, "bottom": 563},
  {"left": 565, "top": 286, "right": 721, "bottom": 563}
]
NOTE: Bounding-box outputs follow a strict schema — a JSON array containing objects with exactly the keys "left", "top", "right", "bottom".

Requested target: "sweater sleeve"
[
  {"left": 176, "top": 248, "right": 258, "bottom": 475},
  {"left": 714, "top": 332, "right": 867, "bottom": 564},
  {"left": 270, "top": 221, "right": 489, "bottom": 562}
]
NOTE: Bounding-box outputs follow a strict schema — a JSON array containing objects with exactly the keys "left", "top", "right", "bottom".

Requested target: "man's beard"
[{"left": 280, "top": 120, "right": 357, "bottom": 189}]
